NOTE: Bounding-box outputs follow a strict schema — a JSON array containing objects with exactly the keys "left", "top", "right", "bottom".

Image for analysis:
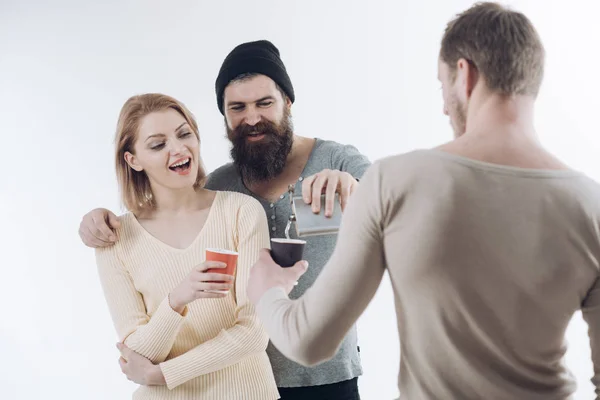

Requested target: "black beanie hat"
[{"left": 215, "top": 40, "right": 295, "bottom": 115}]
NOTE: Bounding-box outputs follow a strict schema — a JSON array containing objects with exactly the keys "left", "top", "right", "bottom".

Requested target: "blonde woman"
[{"left": 96, "top": 93, "right": 279, "bottom": 400}]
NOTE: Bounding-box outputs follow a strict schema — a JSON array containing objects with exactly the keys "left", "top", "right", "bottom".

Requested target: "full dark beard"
[{"left": 226, "top": 109, "right": 294, "bottom": 184}]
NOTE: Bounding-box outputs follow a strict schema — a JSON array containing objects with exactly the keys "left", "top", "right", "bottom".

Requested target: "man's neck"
[
  {"left": 463, "top": 94, "right": 538, "bottom": 142},
  {"left": 439, "top": 95, "right": 568, "bottom": 170},
  {"left": 286, "top": 134, "right": 312, "bottom": 166},
  {"left": 245, "top": 134, "right": 316, "bottom": 201}
]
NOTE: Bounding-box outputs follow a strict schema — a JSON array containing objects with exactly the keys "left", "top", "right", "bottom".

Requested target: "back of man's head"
[{"left": 440, "top": 2, "right": 545, "bottom": 97}]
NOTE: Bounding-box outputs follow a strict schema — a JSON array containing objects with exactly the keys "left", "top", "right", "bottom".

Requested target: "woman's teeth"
[{"left": 169, "top": 158, "right": 190, "bottom": 170}]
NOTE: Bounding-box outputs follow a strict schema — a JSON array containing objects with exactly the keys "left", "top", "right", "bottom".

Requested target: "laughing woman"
[{"left": 95, "top": 93, "right": 279, "bottom": 400}]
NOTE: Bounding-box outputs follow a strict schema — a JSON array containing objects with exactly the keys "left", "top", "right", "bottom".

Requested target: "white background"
[{"left": 1, "top": 0, "right": 599, "bottom": 399}]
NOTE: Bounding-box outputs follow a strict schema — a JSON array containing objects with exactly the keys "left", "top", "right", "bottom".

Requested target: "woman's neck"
[{"left": 143, "top": 186, "right": 213, "bottom": 218}]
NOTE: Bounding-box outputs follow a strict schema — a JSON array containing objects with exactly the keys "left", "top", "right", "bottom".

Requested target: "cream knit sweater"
[{"left": 96, "top": 191, "right": 279, "bottom": 400}]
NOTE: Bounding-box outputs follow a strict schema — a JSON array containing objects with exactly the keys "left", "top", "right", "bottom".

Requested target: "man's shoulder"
[
  {"left": 312, "top": 138, "right": 357, "bottom": 155},
  {"left": 205, "top": 163, "right": 240, "bottom": 190},
  {"left": 307, "top": 138, "right": 366, "bottom": 163},
  {"left": 376, "top": 150, "right": 433, "bottom": 170},
  {"left": 209, "top": 162, "right": 238, "bottom": 178},
  {"left": 307, "top": 138, "right": 370, "bottom": 178},
  {"left": 374, "top": 149, "right": 453, "bottom": 183}
]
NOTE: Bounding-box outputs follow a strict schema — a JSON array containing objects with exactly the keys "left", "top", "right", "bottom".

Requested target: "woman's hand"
[
  {"left": 117, "top": 343, "right": 165, "bottom": 386},
  {"left": 169, "top": 261, "right": 235, "bottom": 313}
]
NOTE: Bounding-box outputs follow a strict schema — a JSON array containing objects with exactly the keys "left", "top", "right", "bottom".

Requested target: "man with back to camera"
[{"left": 245, "top": 3, "right": 600, "bottom": 400}]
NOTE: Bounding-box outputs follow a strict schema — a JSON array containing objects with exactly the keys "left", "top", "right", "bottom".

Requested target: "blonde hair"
[{"left": 114, "top": 93, "right": 207, "bottom": 214}]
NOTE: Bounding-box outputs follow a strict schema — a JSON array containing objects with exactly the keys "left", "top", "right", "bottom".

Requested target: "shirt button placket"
[{"left": 270, "top": 203, "right": 276, "bottom": 233}]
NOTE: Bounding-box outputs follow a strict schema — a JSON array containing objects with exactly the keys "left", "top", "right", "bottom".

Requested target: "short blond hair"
[
  {"left": 440, "top": 2, "right": 545, "bottom": 97},
  {"left": 114, "top": 93, "right": 207, "bottom": 214}
]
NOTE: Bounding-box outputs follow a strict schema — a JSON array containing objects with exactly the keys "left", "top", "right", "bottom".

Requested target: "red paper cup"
[{"left": 205, "top": 248, "right": 238, "bottom": 294}]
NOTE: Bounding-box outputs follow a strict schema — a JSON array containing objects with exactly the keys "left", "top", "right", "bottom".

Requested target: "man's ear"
[{"left": 456, "top": 58, "right": 479, "bottom": 99}]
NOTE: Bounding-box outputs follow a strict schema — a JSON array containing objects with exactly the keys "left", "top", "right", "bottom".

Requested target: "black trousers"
[{"left": 278, "top": 378, "right": 360, "bottom": 400}]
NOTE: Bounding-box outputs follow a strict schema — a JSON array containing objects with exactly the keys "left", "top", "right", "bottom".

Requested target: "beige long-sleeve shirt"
[
  {"left": 96, "top": 191, "right": 279, "bottom": 400},
  {"left": 256, "top": 149, "right": 600, "bottom": 399}
]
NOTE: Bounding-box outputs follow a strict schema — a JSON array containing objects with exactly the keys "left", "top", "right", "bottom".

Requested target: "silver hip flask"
[{"left": 286, "top": 184, "right": 342, "bottom": 237}]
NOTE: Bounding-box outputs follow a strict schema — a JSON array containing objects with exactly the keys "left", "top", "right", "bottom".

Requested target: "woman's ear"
[{"left": 124, "top": 152, "right": 143, "bottom": 172}]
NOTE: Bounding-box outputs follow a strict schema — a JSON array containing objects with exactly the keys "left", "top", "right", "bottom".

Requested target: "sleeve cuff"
[
  {"left": 124, "top": 296, "right": 187, "bottom": 359},
  {"left": 160, "top": 361, "right": 180, "bottom": 390}
]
